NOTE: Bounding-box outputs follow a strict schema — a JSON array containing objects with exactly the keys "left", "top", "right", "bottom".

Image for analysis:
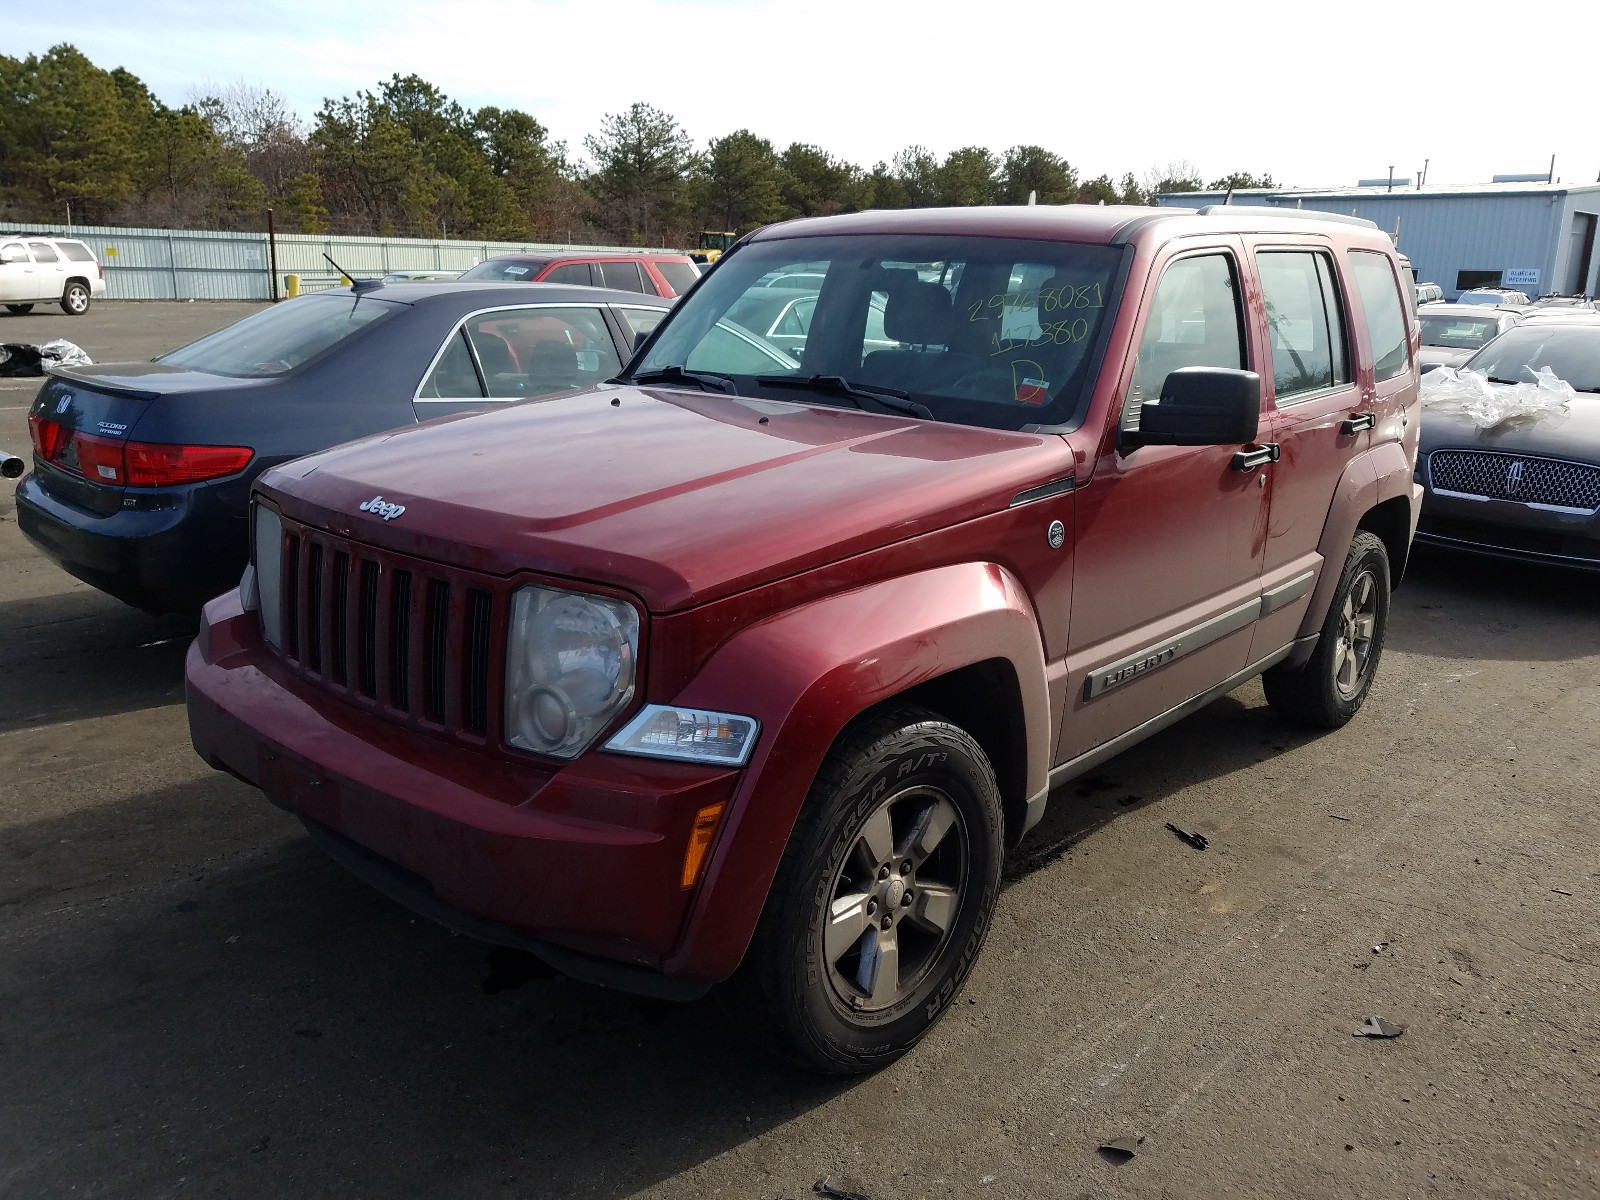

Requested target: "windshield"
[
  {"left": 1419, "top": 314, "right": 1501, "bottom": 350},
  {"left": 1465, "top": 324, "right": 1600, "bottom": 392},
  {"left": 158, "top": 293, "right": 400, "bottom": 377},
  {"left": 630, "top": 233, "right": 1125, "bottom": 429},
  {"left": 458, "top": 259, "right": 547, "bottom": 281}
]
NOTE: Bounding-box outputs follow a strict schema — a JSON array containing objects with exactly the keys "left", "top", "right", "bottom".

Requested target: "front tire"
[
  {"left": 753, "top": 706, "right": 1004, "bottom": 1074},
  {"left": 6, "top": 303, "right": 34, "bottom": 314},
  {"left": 1263, "top": 529, "right": 1391, "bottom": 728},
  {"left": 61, "top": 282, "right": 90, "bottom": 316}
]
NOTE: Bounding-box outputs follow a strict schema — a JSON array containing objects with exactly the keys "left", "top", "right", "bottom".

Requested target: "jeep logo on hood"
[{"left": 358, "top": 495, "right": 406, "bottom": 521}]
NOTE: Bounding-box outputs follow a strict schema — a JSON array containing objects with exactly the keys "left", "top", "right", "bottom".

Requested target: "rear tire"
[
  {"left": 6, "top": 303, "right": 33, "bottom": 314},
  {"left": 1263, "top": 530, "right": 1390, "bottom": 728},
  {"left": 752, "top": 706, "right": 1004, "bottom": 1074},
  {"left": 61, "top": 282, "right": 90, "bottom": 316}
]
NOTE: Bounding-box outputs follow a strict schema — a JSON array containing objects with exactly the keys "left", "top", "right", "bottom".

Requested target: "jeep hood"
[{"left": 260, "top": 386, "right": 1070, "bottom": 612}]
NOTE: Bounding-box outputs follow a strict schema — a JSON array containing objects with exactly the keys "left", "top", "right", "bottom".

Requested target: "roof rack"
[{"left": 1196, "top": 205, "right": 1379, "bottom": 230}]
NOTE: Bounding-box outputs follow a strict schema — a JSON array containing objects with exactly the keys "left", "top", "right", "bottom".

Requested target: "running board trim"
[{"left": 1084, "top": 597, "right": 1262, "bottom": 699}]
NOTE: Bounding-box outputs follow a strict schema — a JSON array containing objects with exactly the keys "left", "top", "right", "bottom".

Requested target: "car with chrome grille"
[
  {"left": 1416, "top": 313, "right": 1600, "bottom": 569},
  {"left": 187, "top": 205, "right": 1422, "bottom": 1073}
]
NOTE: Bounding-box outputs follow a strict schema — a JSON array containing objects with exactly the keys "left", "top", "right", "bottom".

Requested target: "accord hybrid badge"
[{"left": 359, "top": 495, "right": 406, "bottom": 521}]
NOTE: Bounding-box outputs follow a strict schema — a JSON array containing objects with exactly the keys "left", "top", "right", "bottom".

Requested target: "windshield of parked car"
[
  {"left": 1419, "top": 314, "right": 1502, "bottom": 349},
  {"left": 1464, "top": 324, "right": 1600, "bottom": 392},
  {"left": 157, "top": 293, "right": 401, "bottom": 377},
  {"left": 457, "top": 258, "right": 548, "bottom": 281},
  {"left": 629, "top": 233, "right": 1125, "bottom": 430}
]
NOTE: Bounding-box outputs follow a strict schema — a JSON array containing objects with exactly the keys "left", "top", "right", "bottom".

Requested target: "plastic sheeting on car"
[
  {"left": 1421, "top": 365, "right": 1576, "bottom": 430},
  {"left": 0, "top": 339, "right": 92, "bottom": 377}
]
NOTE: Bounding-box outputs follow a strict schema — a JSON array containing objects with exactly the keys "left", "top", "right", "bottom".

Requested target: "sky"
[{"left": 9, "top": 0, "right": 1598, "bottom": 190}]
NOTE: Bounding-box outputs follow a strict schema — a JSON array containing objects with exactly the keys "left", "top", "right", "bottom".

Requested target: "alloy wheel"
[
  {"left": 1332, "top": 567, "right": 1379, "bottom": 700},
  {"left": 823, "top": 785, "right": 968, "bottom": 1013}
]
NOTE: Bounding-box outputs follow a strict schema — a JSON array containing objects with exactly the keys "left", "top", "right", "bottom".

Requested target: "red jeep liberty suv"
[{"left": 188, "top": 205, "right": 1422, "bottom": 1073}]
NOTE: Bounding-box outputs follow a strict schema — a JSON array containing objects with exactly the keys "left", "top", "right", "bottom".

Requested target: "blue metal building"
[{"left": 1156, "top": 181, "right": 1600, "bottom": 299}]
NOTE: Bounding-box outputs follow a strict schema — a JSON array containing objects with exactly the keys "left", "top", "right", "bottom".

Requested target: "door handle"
[
  {"left": 1341, "top": 411, "right": 1376, "bottom": 434},
  {"left": 1231, "top": 443, "right": 1280, "bottom": 470}
]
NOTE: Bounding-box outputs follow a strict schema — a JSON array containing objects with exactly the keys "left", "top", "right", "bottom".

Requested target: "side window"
[
  {"left": 1255, "top": 250, "right": 1349, "bottom": 402},
  {"left": 28, "top": 242, "right": 59, "bottom": 263},
  {"left": 0, "top": 243, "right": 28, "bottom": 264},
  {"left": 598, "top": 261, "right": 647, "bottom": 292},
  {"left": 58, "top": 241, "right": 96, "bottom": 263},
  {"left": 1349, "top": 252, "right": 1411, "bottom": 382},
  {"left": 463, "top": 306, "right": 623, "bottom": 399},
  {"left": 1127, "top": 254, "right": 1245, "bottom": 429},
  {"left": 419, "top": 329, "right": 485, "bottom": 399},
  {"left": 617, "top": 306, "right": 668, "bottom": 338},
  {"left": 543, "top": 262, "right": 592, "bottom": 285},
  {"left": 774, "top": 297, "right": 814, "bottom": 337}
]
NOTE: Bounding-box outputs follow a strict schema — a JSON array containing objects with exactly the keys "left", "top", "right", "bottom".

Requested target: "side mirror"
[
  {"left": 1124, "top": 366, "right": 1260, "bottom": 449},
  {"left": 633, "top": 329, "right": 650, "bottom": 352}
]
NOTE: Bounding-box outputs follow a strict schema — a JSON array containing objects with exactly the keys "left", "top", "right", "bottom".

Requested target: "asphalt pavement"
[{"left": 1, "top": 302, "right": 1596, "bottom": 1199}]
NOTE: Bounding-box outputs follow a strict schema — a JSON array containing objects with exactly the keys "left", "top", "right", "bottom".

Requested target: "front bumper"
[
  {"left": 1416, "top": 489, "right": 1600, "bottom": 571},
  {"left": 15, "top": 470, "right": 249, "bottom": 612},
  {"left": 186, "top": 591, "right": 743, "bottom": 996}
]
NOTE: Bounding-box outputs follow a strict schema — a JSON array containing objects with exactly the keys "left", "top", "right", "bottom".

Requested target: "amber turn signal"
[{"left": 680, "top": 802, "right": 726, "bottom": 889}]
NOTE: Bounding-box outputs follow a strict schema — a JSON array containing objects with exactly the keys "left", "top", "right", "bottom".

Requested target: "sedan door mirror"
[
  {"left": 633, "top": 329, "right": 650, "bottom": 352},
  {"left": 1124, "top": 367, "right": 1261, "bottom": 449}
]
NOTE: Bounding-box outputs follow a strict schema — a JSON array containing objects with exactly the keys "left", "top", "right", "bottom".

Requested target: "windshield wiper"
[
  {"left": 631, "top": 365, "right": 739, "bottom": 394},
  {"left": 1485, "top": 376, "right": 1523, "bottom": 385},
  {"left": 754, "top": 374, "right": 934, "bottom": 420}
]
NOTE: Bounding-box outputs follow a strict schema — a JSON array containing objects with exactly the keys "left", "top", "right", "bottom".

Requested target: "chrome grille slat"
[
  {"left": 270, "top": 521, "right": 495, "bottom": 744},
  {"left": 1430, "top": 449, "right": 1600, "bottom": 511}
]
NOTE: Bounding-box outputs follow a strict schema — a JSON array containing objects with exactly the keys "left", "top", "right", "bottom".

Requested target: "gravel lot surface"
[{"left": 1, "top": 302, "right": 1596, "bottom": 1199}]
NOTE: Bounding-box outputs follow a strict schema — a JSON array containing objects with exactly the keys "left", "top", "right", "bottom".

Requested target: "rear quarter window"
[
  {"left": 58, "top": 242, "right": 96, "bottom": 263},
  {"left": 654, "top": 261, "right": 700, "bottom": 295},
  {"left": 1348, "top": 252, "right": 1411, "bottom": 382}
]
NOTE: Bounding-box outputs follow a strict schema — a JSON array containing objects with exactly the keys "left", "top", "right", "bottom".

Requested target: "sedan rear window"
[
  {"left": 458, "top": 259, "right": 547, "bottom": 281},
  {"left": 1419, "top": 314, "right": 1501, "bottom": 350},
  {"left": 158, "top": 294, "right": 400, "bottom": 377}
]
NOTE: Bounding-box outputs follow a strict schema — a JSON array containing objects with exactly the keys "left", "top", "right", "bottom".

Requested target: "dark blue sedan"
[{"left": 17, "top": 282, "right": 672, "bottom": 612}]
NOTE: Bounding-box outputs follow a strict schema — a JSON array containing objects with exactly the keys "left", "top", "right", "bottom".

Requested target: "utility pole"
[{"left": 266, "top": 208, "right": 280, "bottom": 302}]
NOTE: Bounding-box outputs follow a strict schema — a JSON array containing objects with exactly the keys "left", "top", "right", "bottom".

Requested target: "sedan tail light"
[{"left": 29, "top": 415, "right": 251, "bottom": 486}]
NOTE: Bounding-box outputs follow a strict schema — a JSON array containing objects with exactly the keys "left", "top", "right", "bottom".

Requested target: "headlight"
[
  {"left": 252, "top": 503, "right": 285, "bottom": 650},
  {"left": 505, "top": 586, "right": 640, "bottom": 758},
  {"left": 605, "top": 705, "right": 760, "bottom": 767}
]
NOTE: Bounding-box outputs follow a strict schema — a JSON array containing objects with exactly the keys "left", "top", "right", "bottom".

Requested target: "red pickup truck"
[{"left": 188, "top": 205, "right": 1422, "bottom": 1073}]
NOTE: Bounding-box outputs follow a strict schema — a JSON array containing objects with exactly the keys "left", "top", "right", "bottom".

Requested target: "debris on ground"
[
  {"left": 0, "top": 339, "right": 92, "bottom": 376},
  {"left": 814, "top": 1176, "right": 871, "bottom": 1200},
  {"left": 1097, "top": 1136, "right": 1143, "bottom": 1164},
  {"left": 1372, "top": 942, "right": 1389, "bottom": 954},
  {"left": 1552, "top": 888, "right": 1573, "bottom": 897},
  {"left": 1329, "top": 814, "right": 1352, "bottom": 822},
  {"left": 1353, "top": 1016, "right": 1405, "bottom": 1039},
  {"left": 1165, "top": 823, "right": 1208, "bottom": 850}
]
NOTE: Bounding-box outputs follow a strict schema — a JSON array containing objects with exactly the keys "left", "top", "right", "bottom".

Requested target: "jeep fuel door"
[
  {"left": 1247, "top": 244, "right": 1368, "bottom": 657},
  {"left": 1058, "top": 245, "right": 1269, "bottom": 761}
]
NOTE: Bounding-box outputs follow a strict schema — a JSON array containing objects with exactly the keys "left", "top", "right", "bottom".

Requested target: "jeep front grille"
[
  {"left": 1429, "top": 449, "right": 1600, "bottom": 512},
  {"left": 274, "top": 521, "right": 502, "bottom": 741}
]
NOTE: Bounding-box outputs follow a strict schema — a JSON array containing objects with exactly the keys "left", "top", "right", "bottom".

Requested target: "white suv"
[{"left": 0, "top": 234, "right": 106, "bottom": 316}]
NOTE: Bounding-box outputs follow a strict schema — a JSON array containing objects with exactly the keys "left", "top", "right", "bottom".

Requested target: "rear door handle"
[
  {"left": 1341, "top": 411, "right": 1376, "bottom": 434},
  {"left": 1231, "top": 443, "right": 1280, "bottom": 470}
]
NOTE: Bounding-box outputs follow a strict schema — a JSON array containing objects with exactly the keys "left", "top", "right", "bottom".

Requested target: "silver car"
[{"left": 1416, "top": 302, "right": 1522, "bottom": 372}]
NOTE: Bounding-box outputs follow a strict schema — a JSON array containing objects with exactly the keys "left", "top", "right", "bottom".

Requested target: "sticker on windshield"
[
  {"left": 1013, "top": 361, "right": 1049, "bottom": 405},
  {"left": 502, "top": 265, "right": 532, "bottom": 277}
]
